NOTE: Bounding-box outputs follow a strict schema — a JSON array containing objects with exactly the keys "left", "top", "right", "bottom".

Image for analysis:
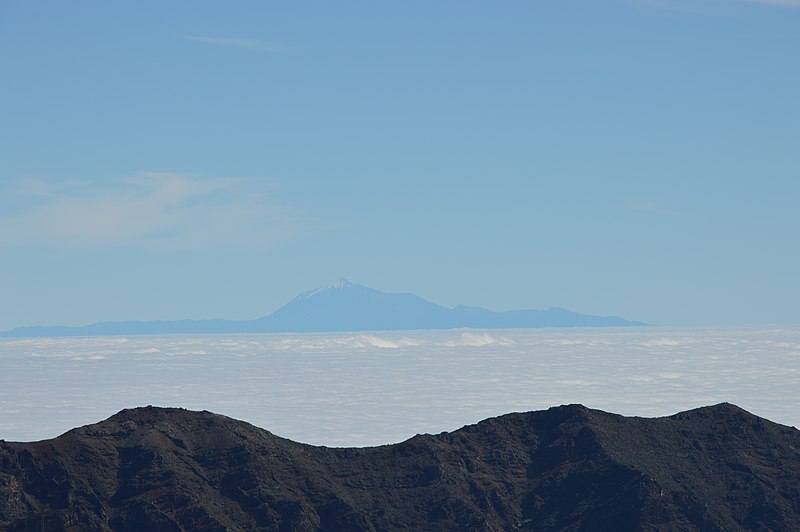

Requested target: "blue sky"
[{"left": 1, "top": 0, "right": 798, "bottom": 330}]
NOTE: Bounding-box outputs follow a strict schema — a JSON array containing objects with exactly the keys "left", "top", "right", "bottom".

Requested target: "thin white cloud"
[
  {"left": 636, "top": 0, "right": 800, "bottom": 10},
  {"left": 0, "top": 173, "right": 305, "bottom": 249},
  {"left": 12, "top": 177, "right": 91, "bottom": 198},
  {"left": 750, "top": 0, "right": 800, "bottom": 5},
  {"left": 180, "top": 35, "right": 276, "bottom": 52}
]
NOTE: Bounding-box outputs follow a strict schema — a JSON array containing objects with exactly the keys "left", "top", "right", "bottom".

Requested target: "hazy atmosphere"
[{"left": 2, "top": 0, "right": 798, "bottom": 331}]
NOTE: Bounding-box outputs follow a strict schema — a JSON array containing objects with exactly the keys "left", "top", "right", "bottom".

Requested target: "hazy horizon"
[
  {"left": 2, "top": 276, "right": 798, "bottom": 332},
  {"left": 3, "top": 277, "right": 650, "bottom": 333},
  {"left": 2, "top": 1, "right": 798, "bottom": 331}
]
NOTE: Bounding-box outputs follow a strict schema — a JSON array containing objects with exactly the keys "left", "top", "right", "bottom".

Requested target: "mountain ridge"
[
  {"left": 0, "top": 278, "right": 647, "bottom": 337},
  {"left": 1, "top": 403, "right": 798, "bottom": 530}
]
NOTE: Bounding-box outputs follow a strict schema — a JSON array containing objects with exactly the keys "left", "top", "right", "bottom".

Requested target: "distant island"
[{"left": 0, "top": 278, "right": 647, "bottom": 337}]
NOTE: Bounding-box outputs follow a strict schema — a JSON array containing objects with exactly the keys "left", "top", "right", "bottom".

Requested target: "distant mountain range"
[{"left": 0, "top": 278, "right": 647, "bottom": 337}]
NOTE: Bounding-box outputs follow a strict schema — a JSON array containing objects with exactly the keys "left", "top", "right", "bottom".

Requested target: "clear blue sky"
[{"left": 1, "top": 0, "right": 798, "bottom": 330}]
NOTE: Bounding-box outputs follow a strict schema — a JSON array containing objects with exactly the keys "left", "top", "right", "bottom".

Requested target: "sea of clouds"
[{"left": 1, "top": 326, "right": 798, "bottom": 446}]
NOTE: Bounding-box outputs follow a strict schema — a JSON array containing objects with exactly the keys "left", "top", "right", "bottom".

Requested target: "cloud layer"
[
  {"left": 1, "top": 326, "right": 798, "bottom": 446},
  {"left": 0, "top": 174, "right": 302, "bottom": 249}
]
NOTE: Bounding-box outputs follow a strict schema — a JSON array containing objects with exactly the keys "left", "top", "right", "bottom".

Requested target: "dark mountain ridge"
[
  {"left": 1, "top": 403, "right": 798, "bottom": 530},
  {"left": 1, "top": 279, "right": 646, "bottom": 337}
]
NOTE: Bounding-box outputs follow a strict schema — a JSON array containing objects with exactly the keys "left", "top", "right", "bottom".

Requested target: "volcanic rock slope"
[{"left": 1, "top": 403, "right": 799, "bottom": 531}]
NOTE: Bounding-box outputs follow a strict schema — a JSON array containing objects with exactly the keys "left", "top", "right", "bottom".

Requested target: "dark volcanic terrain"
[{"left": 1, "top": 403, "right": 799, "bottom": 531}]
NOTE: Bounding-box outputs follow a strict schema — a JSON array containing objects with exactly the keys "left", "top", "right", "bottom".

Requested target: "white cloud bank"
[
  {"left": 0, "top": 173, "right": 304, "bottom": 249},
  {"left": 1, "top": 326, "right": 798, "bottom": 445}
]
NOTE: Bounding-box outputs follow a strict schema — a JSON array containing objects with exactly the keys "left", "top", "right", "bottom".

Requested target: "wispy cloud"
[
  {"left": 0, "top": 173, "right": 306, "bottom": 249},
  {"left": 180, "top": 35, "right": 276, "bottom": 52},
  {"left": 12, "top": 177, "right": 91, "bottom": 198},
  {"left": 750, "top": 0, "right": 800, "bottom": 5},
  {"left": 636, "top": 0, "right": 800, "bottom": 10}
]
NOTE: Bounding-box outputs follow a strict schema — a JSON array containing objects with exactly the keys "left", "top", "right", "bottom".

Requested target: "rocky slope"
[{"left": 1, "top": 403, "right": 798, "bottom": 531}]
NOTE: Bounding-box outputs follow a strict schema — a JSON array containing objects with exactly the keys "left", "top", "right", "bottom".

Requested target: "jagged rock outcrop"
[{"left": 1, "top": 403, "right": 798, "bottom": 530}]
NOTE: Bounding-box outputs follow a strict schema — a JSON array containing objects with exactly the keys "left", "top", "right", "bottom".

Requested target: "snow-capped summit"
[
  {"left": 294, "top": 278, "right": 360, "bottom": 301},
  {"left": 328, "top": 278, "right": 353, "bottom": 289},
  {"left": 267, "top": 279, "right": 450, "bottom": 332}
]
